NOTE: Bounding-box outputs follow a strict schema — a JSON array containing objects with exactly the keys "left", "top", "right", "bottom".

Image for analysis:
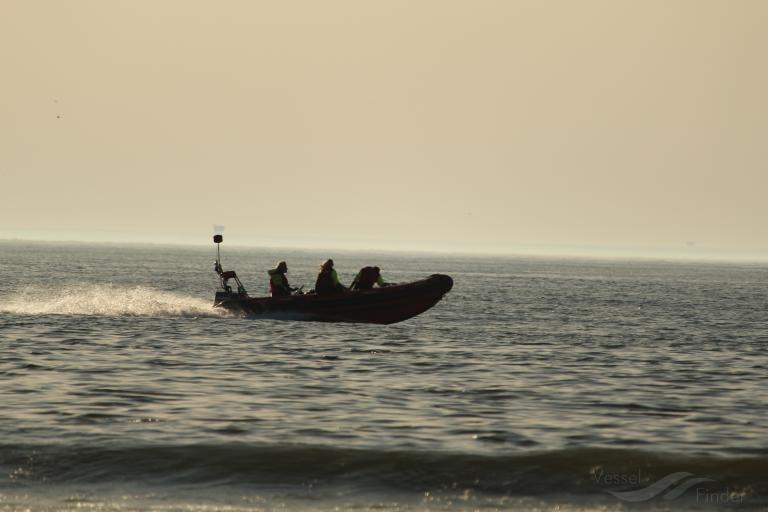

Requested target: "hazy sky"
[{"left": 2, "top": 1, "right": 766, "bottom": 258}]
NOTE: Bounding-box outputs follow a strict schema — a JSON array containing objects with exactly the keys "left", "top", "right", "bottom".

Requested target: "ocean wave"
[
  {"left": 1, "top": 443, "right": 766, "bottom": 502},
  {"left": 0, "top": 285, "right": 224, "bottom": 318}
]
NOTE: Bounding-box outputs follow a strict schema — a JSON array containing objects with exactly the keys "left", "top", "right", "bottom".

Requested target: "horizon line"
[{"left": 2, "top": 235, "right": 768, "bottom": 265}]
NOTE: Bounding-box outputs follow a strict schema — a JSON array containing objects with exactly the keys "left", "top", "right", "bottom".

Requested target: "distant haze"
[{"left": 2, "top": 1, "right": 767, "bottom": 259}]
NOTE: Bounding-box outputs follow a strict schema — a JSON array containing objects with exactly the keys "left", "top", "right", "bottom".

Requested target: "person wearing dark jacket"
[
  {"left": 350, "top": 266, "right": 389, "bottom": 290},
  {"left": 315, "top": 259, "right": 346, "bottom": 295}
]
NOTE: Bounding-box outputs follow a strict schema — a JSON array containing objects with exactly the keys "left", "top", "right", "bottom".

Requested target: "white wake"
[{"left": 0, "top": 285, "right": 224, "bottom": 317}]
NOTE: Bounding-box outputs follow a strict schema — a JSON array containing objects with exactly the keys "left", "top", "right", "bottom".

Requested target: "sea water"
[{"left": 0, "top": 241, "right": 766, "bottom": 511}]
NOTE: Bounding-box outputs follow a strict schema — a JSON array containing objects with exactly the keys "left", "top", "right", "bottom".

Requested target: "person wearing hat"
[
  {"left": 268, "top": 261, "right": 295, "bottom": 297},
  {"left": 314, "top": 258, "right": 346, "bottom": 295}
]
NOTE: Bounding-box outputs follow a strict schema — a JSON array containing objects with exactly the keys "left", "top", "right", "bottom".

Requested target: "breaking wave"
[
  {"left": 1, "top": 443, "right": 766, "bottom": 501},
  {"left": 0, "top": 285, "right": 224, "bottom": 317}
]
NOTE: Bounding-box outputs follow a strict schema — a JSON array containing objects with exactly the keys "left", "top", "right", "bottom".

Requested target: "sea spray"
[{"left": 0, "top": 284, "right": 224, "bottom": 317}]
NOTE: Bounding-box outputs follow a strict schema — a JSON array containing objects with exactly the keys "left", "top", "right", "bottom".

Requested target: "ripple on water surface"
[{"left": 1, "top": 243, "right": 767, "bottom": 508}]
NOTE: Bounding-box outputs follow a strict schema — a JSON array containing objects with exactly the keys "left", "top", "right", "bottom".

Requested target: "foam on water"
[{"left": 0, "top": 285, "right": 224, "bottom": 317}]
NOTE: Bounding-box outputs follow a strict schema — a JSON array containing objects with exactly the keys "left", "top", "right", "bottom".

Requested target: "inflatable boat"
[
  {"left": 214, "top": 274, "right": 452, "bottom": 324},
  {"left": 210, "top": 235, "right": 453, "bottom": 324}
]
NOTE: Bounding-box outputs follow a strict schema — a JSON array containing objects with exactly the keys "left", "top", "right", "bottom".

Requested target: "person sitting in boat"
[
  {"left": 315, "top": 259, "right": 346, "bottom": 295},
  {"left": 350, "top": 266, "right": 389, "bottom": 290},
  {"left": 268, "top": 261, "right": 295, "bottom": 297}
]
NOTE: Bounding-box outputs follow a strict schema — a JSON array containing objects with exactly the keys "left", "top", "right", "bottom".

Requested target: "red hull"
[{"left": 214, "top": 274, "right": 453, "bottom": 324}]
